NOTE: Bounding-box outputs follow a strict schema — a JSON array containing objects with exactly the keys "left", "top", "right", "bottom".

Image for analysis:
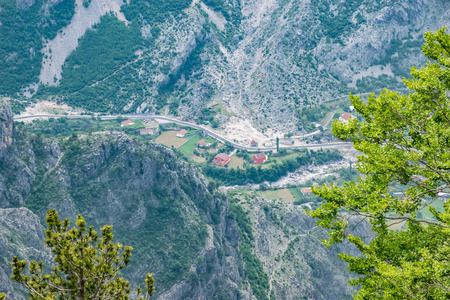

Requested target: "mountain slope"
[{"left": 2, "top": 0, "right": 450, "bottom": 132}]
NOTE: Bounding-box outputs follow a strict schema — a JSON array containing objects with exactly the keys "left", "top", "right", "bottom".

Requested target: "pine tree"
[{"left": 10, "top": 209, "right": 154, "bottom": 299}]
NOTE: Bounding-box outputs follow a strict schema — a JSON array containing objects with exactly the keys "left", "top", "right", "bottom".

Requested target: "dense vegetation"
[
  {"left": 42, "top": 0, "right": 76, "bottom": 40},
  {"left": 203, "top": 149, "right": 342, "bottom": 185},
  {"left": 122, "top": 0, "right": 191, "bottom": 26},
  {"left": 309, "top": 28, "right": 450, "bottom": 298},
  {"left": 43, "top": 15, "right": 142, "bottom": 111},
  {"left": 0, "top": 0, "right": 43, "bottom": 95},
  {"left": 0, "top": 0, "right": 77, "bottom": 95}
]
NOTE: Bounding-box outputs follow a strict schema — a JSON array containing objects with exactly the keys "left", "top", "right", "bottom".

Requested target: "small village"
[
  {"left": 118, "top": 109, "right": 358, "bottom": 166},
  {"left": 120, "top": 117, "right": 271, "bottom": 167},
  {"left": 114, "top": 111, "right": 361, "bottom": 210}
]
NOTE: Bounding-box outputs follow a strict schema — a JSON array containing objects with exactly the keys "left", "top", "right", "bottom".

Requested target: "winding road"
[{"left": 13, "top": 114, "right": 353, "bottom": 152}]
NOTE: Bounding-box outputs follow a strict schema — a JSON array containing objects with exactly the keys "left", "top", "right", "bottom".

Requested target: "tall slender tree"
[
  {"left": 309, "top": 27, "right": 450, "bottom": 299},
  {"left": 10, "top": 209, "right": 154, "bottom": 299}
]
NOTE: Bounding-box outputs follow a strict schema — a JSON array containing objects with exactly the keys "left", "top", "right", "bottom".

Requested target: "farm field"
[
  {"left": 228, "top": 156, "right": 245, "bottom": 169},
  {"left": 156, "top": 131, "right": 188, "bottom": 148},
  {"left": 288, "top": 187, "right": 304, "bottom": 201},
  {"left": 191, "top": 155, "right": 206, "bottom": 163},
  {"left": 418, "top": 198, "right": 446, "bottom": 219},
  {"left": 258, "top": 189, "right": 296, "bottom": 204},
  {"left": 260, "top": 152, "right": 304, "bottom": 169}
]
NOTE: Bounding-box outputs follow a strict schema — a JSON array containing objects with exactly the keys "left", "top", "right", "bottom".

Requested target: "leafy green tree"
[
  {"left": 308, "top": 27, "right": 450, "bottom": 299},
  {"left": 10, "top": 209, "right": 154, "bottom": 299}
]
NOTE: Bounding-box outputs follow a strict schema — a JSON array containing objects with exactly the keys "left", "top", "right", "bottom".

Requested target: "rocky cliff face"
[
  {"left": 0, "top": 100, "right": 14, "bottom": 159},
  {"left": 0, "top": 207, "right": 51, "bottom": 299},
  {"left": 230, "top": 193, "right": 371, "bottom": 300}
]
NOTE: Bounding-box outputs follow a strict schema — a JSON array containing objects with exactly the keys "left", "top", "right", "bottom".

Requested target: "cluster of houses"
[
  {"left": 120, "top": 119, "right": 159, "bottom": 136},
  {"left": 211, "top": 152, "right": 268, "bottom": 166}
]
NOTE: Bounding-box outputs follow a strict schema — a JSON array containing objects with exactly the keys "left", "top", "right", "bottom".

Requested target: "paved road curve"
[{"left": 14, "top": 114, "right": 353, "bottom": 152}]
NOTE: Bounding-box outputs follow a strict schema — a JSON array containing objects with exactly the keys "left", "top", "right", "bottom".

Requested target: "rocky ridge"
[
  {"left": 0, "top": 100, "right": 13, "bottom": 158},
  {"left": 0, "top": 101, "right": 245, "bottom": 299},
  {"left": 0, "top": 208, "right": 51, "bottom": 300}
]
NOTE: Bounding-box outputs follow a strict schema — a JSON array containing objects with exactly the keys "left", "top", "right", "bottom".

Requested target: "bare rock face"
[
  {"left": 0, "top": 207, "right": 50, "bottom": 299},
  {"left": 15, "top": 0, "right": 35, "bottom": 9},
  {"left": 0, "top": 100, "right": 13, "bottom": 159}
]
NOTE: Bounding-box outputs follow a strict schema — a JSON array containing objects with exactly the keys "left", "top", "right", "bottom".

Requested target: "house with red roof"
[
  {"left": 251, "top": 139, "right": 257, "bottom": 147},
  {"left": 253, "top": 153, "right": 267, "bottom": 165},
  {"left": 213, "top": 153, "right": 230, "bottom": 166},
  {"left": 339, "top": 113, "right": 355, "bottom": 124},
  {"left": 176, "top": 129, "right": 187, "bottom": 138},
  {"left": 301, "top": 187, "right": 312, "bottom": 196},
  {"left": 197, "top": 139, "right": 211, "bottom": 148},
  {"left": 139, "top": 128, "right": 154, "bottom": 135},
  {"left": 121, "top": 120, "right": 134, "bottom": 127}
]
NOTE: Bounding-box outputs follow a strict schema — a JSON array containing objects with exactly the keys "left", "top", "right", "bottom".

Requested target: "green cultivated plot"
[
  {"left": 179, "top": 136, "right": 215, "bottom": 154},
  {"left": 179, "top": 135, "right": 201, "bottom": 154},
  {"left": 258, "top": 189, "right": 296, "bottom": 204},
  {"left": 288, "top": 187, "right": 304, "bottom": 201}
]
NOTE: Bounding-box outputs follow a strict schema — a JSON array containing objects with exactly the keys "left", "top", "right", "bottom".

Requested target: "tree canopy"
[
  {"left": 10, "top": 209, "right": 154, "bottom": 299},
  {"left": 308, "top": 27, "right": 450, "bottom": 298}
]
